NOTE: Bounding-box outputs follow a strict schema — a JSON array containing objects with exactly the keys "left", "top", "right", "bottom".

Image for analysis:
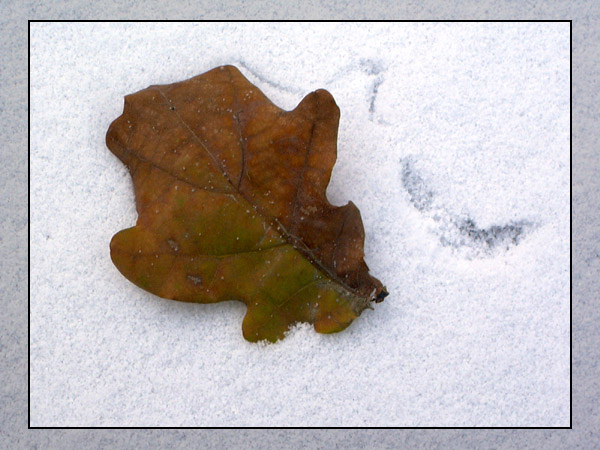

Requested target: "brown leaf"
[{"left": 107, "top": 65, "right": 387, "bottom": 342}]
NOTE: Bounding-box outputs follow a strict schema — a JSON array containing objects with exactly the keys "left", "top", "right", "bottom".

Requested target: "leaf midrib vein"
[{"left": 149, "top": 81, "right": 364, "bottom": 301}]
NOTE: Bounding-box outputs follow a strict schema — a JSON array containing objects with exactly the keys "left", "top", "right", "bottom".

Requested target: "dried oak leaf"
[{"left": 107, "top": 65, "right": 387, "bottom": 342}]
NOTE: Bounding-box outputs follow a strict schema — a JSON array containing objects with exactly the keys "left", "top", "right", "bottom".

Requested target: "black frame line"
[
  {"left": 569, "top": 19, "right": 573, "bottom": 430},
  {"left": 27, "top": 19, "right": 31, "bottom": 431},
  {"left": 29, "top": 19, "right": 569, "bottom": 23},
  {"left": 27, "top": 19, "right": 573, "bottom": 431}
]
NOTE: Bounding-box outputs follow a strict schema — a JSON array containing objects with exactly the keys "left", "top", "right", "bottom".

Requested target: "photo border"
[{"left": 27, "top": 19, "right": 573, "bottom": 431}]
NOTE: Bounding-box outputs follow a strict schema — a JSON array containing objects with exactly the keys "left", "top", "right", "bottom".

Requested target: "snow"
[{"left": 29, "top": 22, "right": 570, "bottom": 426}]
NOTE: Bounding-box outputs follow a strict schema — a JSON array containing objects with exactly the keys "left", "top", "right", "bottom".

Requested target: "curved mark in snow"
[{"left": 400, "top": 157, "right": 535, "bottom": 258}]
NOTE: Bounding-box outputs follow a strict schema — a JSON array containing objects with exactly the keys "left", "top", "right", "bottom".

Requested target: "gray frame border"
[{"left": 2, "top": 1, "right": 595, "bottom": 447}]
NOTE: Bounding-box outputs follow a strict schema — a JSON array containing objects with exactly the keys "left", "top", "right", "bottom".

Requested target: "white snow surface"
[{"left": 30, "top": 22, "right": 570, "bottom": 426}]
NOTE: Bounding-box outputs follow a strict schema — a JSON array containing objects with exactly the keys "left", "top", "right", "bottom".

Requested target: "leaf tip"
[
  {"left": 373, "top": 287, "right": 389, "bottom": 303},
  {"left": 294, "top": 88, "right": 340, "bottom": 122}
]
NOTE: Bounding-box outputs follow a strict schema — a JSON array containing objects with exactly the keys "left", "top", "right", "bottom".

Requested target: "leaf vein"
[{"left": 112, "top": 242, "right": 288, "bottom": 258}]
